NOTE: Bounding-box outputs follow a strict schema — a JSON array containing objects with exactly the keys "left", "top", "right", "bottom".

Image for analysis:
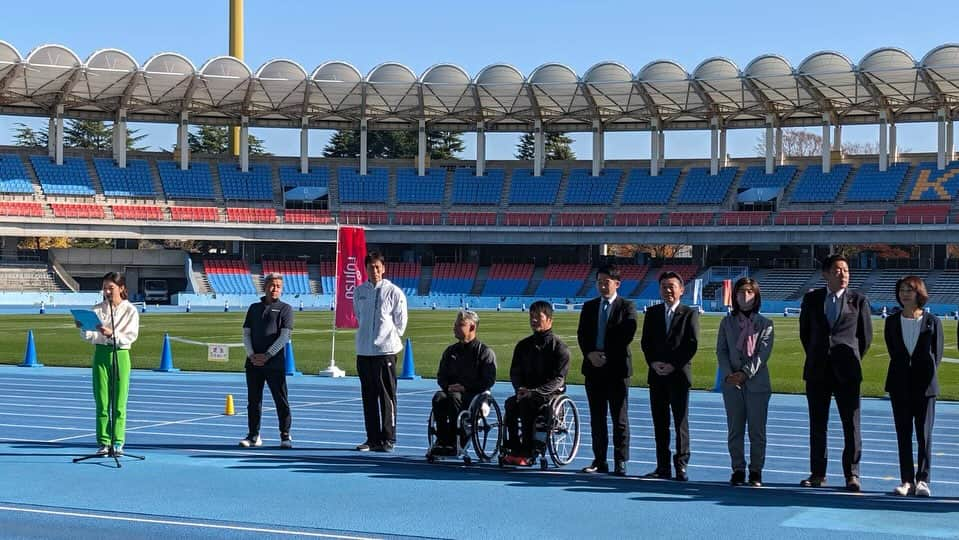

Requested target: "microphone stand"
[{"left": 74, "top": 299, "right": 144, "bottom": 467}]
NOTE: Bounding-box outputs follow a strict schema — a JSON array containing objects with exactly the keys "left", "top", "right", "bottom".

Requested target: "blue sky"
[{"left": 0, "top": 0, "right": 953, "bottom": 160}]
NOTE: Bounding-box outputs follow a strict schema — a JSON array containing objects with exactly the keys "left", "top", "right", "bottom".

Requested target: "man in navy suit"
[
  {"left": 577, "top": 264, "right": 638, "bottom": 476},
  {"left": 641, "top": 271, "right": 699, "bottom": 481},
  {"left": 799, "top": 254, "right": 872, "bottom": 492}
]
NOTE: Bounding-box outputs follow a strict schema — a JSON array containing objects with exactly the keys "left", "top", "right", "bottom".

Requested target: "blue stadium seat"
[
  {"left": 0, "top": 155, "right": 33, "bottom": 194},
  {"left": 338, "top": 167, "right": 388, "bottom": 203},
  {"left": 396, "top": 168, "right": 445, "bottom": 204},
  {"left": 219, "top": 163, "right": 273, "bottom": 201},
  {"left": 535, "top": 280, "right": 584, "bottom": 297},
  {"left": 30, "top": 156, "right": 95, "bottom": 196},
  {"left": 677, "top": 167, "right": 738, "bottom": 204},
  {"left": 620, "top": 168, "right": 681, "bottom": 204},
  {"left": 94, "top": 158, "right": 156, "bottom": 197},
  {"left": 157, "top": 161, "right": 214, "bottom": 199},
  {"left": 564, "top": 168, "right": 621, "bottom": 205},
  {"left": 430, "top": 278, "right": 473, "bottom": 294},
  {"left": 482, "top": 279, "right": 529, "bottom": 296},
  {"left": 844, "top": 163, "right": 909, "bottom": 202},
  {"left": 790, "top": 164, "right": 852, "bottom": 203},
  {"left": 508, "top": 168, "right": 562, "bottom": 204},
  {"left": 279, "top": 166, "right": 330, "bottom": 188},
  {"left": 451, "top": 168, "right": 505, "bottom": 204},
  {"left": 906, "top": 161, "right": 959, "bottom": 201},
  {"left": 738, "top": 165, "right": 797, "bottom": 190}
]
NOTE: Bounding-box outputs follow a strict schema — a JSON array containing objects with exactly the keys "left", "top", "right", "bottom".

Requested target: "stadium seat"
[
  {"left": 677, "top": 167, "right": 738, "bottom": 204},
  {"left": 845, "top": 163, "right": 909, "bottom": 202},
  {"left": 394, "top": 211, "right": 441, "bottom": 225},
  {"left": 338, "top": 167, "right": 388, "bottom": 203},
  {"left": 219, "top": 163, "right": 274, "bottom": 201},
  {"left": 446, "top": 212, "right": 497, "bottom": 226},
  {"left": 563, "top": 168, "right": 621, "bottom": 205},
  {"left": 0, "top": 154, "right": 34, "bottom": 194},
  {"left": 430, "top": 263, "right": 477, "bottom": 295},
  {"left": 451, "top": 168, "right": 504, "bottom": 205},
  {"left": 50, "top": 203, "right": 105, "bottom": 219},
  {"left": 906, "top": 161, "right": 959, "bottom": 201},
  {"left": 503, "top": 213, "right": 550, "bottom": 226},
  {"left": 261, "top": 259, "right": 312, "bottom": 295},
  {"left": 790, "top": 164, "right": 852, "bottom": 203},
  {"left": 612, "top": 212, "right": 661, "bottom": 226},
  {"left": 157, "top": 161, "right": 214, "bottom": 199},
  {"left": 0, "top": 201, "right": 43, "bottom": 217},
  {"left": 483, "top": 263, "right": 534, "bottom": 296},
  {"left": 169, "top": 206, "right": 219, "bottom": 222},
  {"left": 30, "top": 156, "right": 96, "bottom": 196},
  {"left": 894, "top": 204, "right": 950, "bottom": 224},
  {"left": 830, "top": 209, "right": 887, "bottom": 225},
  {"left": 508, "top": 168, "right": 562, "bottom": 205},
  {"left": 112, "top": 205, "right": 164, "bottom": 221},
  {"left": 717, "top": 211, "right": 770, "bottom": 226},
  {"left": 94, "top": 158, "right": 156, "bottom": 197},
  {"left": 774, "top": 210, "right": 826, "bottom": 225},
  {"left": 396, "top": 168, "right": 446, "bottom": 204},
  {"left": 226, "top": 208, "right": 276, "bottom": 223},
  {"left": 620, "top": 168, "right": 681, "bottom": 205},
  {"left": 339, "top": 210, "right": 388, "bottom": 225},
  {"left": 667, "top": 212, "right": 714, "bottom": 226},
  {"left": 555, "top": 213, "right": 606, "bottom": 226},
  {"left": 738, "top": 165, "right": 797, "bottom": 190},
  {"left": 204, "top": 259, "right": 257, "bottom": 294},
  {"left": 279, "top": 166, "right": 330, "bottom": 188},
  {"left": 284, "top": 209, "right": 334, "bottom": 224},
  {"left": 535, "top": 264, "right": 591, "bottom": 297}
]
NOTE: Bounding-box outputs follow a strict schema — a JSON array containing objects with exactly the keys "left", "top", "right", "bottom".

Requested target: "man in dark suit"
[
  {"left": 641, "top": 271, "right": 699, "bottom": 481},
  {"left": 577, "top": 265, "right": 638, "bottom": 476},
  {"left": 799, "top": 254, "right": 872, "bottom": 492}
]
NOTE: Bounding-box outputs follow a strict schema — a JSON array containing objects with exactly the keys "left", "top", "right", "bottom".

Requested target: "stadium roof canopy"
[{"left": 0, "top": 40, "right": 957, "bottom": 132}]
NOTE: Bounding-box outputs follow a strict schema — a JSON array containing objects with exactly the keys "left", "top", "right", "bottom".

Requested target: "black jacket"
[
  {"left": 640, "top": 303, "right": 699, "bottom": 386},
  {"left": 436, "top": 339, "right": 497, "bottom": 395},
  {"left": 577, "top": 296, "right": 638, "bottom": 379},
  {"left": 799, "top": 288, "right": 872, "bottom": 384},
  {"left": 884, "top": 312, "right": 943, "bottom": 397},
  {"left": 510, "top": 329, "right": 570, "bottom": 395}
]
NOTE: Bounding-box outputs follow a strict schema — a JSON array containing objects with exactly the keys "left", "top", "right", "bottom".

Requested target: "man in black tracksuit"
[
  {"left": 503, "top": 301, "right": 570, "bottom": 462},
  {"left": 431, "top": 310, "right": 497, "bottom": 453}
]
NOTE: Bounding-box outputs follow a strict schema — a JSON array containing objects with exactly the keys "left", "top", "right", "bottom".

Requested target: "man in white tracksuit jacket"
[{"left": 353, "top": 251, "right": 408, "bottom": 452}]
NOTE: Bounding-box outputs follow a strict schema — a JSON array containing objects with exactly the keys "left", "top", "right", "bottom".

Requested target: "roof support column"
[
  {"left": 178, "top": 111, "right": 190, "bottom": 171},
  {"left": 592, "top": 120, "right": 603, "bottom": 177},
  {"left": 889, "top": 122, "right": 898, "bottom": 163},
  {"left": 239, "top": 116, "right": 249, "bottom": 173},
  {"left": 476, "top": 122, "right": 486, "bottom": 177},
  {"left": 658, "top": 130, "right": 666, "bottom": 169},
  {"left": 878, "top": 111, "right": 888, "bottom": 172},
  {"left": 937, "top": 108, "right": 947, "bottom": 171},
  {"left": 775, "top": 126, "right": 784, "bottom": 166},
  {"left": 54, "top": 105, "right": 64, "bottom": 166},
  {"left": 948, "top": 120, "right": 955, "bottom": 162},
  {"left": 821, "top": 114, "right": 831, "bottom": 174},
  {"left": 533, "top": 119, "right": 544, "bottom": 177},
  {"left": 764, "top": 114, "right": 775, "bottom": 175},
  {"left": 719, "top": 127, "right": 727, "bottom": 167},
  {"left": 650, "top": 118, "right": 661, "bottom": 177},
  {"left": 47, "top": 118, "right": 56, "bottom": 159},
  {"left": 300, "top": 117, "right": 309, "bottom": 174},
  {"left": 115, "top": 109, "right": 127, "bottom": 169},
  {"left": 833, "top": 124, "right": 842, "bottom": 153},
  {"left": 709, "top": 118, "right": 719, "bottom": 176},
  {"left": 360, "top": 117, "right": 368, "bottom": 176},
  {"left": 417, "top": 119, "right": 426, "bottom": 177}
]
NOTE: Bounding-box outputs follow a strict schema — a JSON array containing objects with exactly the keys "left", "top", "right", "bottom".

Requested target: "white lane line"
[{"left": 0, "top": 505, "right": 378, "bottom": 539}]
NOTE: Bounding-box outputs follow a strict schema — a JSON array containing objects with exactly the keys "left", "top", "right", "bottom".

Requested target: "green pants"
[{"left": 92, "top": 345, "right": 131, "bottom": 446}]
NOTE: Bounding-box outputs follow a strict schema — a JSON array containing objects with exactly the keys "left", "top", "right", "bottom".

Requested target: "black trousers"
[
  {"left": 890, "top": 392, "right": 936, "bottom": 484},
  {"left": 432, "top": 391, "right": 476, "bottom": 446},
  {"left": 585, "top": 376, "right": 630, "bottom": 463},
  {"left": 805, "top": 375, "right": 861, "bottom": 478},
  {"left": 357, "top": 355, "right": 397, "bottom": 445},
  {"left": 245, "top": 362, "right": 291, "bottom": 437},
  {"left": 504, "top": 392, "right": 549, "bottom": 456},
  {"left": 649, "top": 379, "right": 690, "bottom": 471}
]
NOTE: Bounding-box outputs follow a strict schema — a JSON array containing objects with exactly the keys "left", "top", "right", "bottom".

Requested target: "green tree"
[
  {"left": 187, "top": 125, "right": 268, "bottom": 155},
  {"left": 12, "top": 123, "right": 48, "bottom": 148},
  {"left": 322, "top": 129, "right": 463, "bottom": 159},
  {"left": 515, "top": 132, "right": 576, "bottom": 161},
  {"left": 64, "top": 120, "right": 112, "bottom": 150}
]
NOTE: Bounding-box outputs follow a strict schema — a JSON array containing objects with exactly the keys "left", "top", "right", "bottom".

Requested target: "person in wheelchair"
[
  {"left": 431, "top": 310, "right": 497, "bottom": 456},
  {"left": 502, "top": 301, "right": 571, "bottom": 466}
]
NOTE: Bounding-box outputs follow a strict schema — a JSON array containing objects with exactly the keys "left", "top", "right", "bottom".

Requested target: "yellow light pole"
[{"left": 230, "top": 0, "right": 244, "bottom": 157}]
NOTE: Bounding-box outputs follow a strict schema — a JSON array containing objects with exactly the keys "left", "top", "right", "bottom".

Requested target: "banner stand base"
[{"left": 318, "top": 365, "right": 346, "bottom": 378}]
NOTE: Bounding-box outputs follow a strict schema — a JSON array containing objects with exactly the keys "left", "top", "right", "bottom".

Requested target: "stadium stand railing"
[
  {"left": 612, "top": 212, "right": 661, "bottom": 226},
  {"left": 774, "top": 210, "right": 827, "bottom": 225},
  {"left": 895, "top": 203, "right": 951, "bottom": 224},
  {"left": 446, "top": 212, "right": 497, "bottom": 226},
  {"left": 718, "top": 211, "right": 770, "bottom": 226},
  {"left": 555, "top": 213, "right": 606, "bottom": 226},
  {"left": 339, "top": 210, "right": 388, "bottom": 225},
  {"left": 830, "top": 209, "right": 887, "bottom": 225},
  {"left": 284, "top": 209, "right": 334, "bottom": 224},
  {"left": 504, "top": 212, "right": 551, "bottom": 226}
]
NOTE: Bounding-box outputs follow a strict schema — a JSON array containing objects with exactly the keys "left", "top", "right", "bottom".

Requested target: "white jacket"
[
  {"left": 354, "top": 278, "right": 408, "bottom": 356},
  {"left": 80, "top": 299, "right": 140, "bottom": 349}
]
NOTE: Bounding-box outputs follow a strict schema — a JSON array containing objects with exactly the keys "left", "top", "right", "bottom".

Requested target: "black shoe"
[
  {"left": 613, "top": 461, "right": 627, "bottom": 477},
  {"left": 748, "top": 471, "right": 762, "bottom": 487},
  {"left": 674, "top": 469, "right": 688, "bottom": 482},
  {"left": 845, "top": 476, "right": 861, "bottom": 492},
  {"left": 800, "top": 475, "right": 826, "bottom": 488},
  {"left": 356, "top": 441, "right": 373, "bottom": 452},
  {"left": 730, "top": 470, "right": 746, "bottom": 486},
  {"left": 581, "top": 461, "right": 609, "bottom": 474},
  {"left": 373, "top": 442, "right": 395, "bottom": 453},
  {"left": 643, "top": 469, "right": 671, "bottom": 479}
]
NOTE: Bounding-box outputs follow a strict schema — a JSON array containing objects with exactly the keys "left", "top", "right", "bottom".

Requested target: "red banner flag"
[
  {"left": 334, "top": 226, "right": 367, "bottom": 329},
  {"left": 722, "top": 279, "right": 733, "bottom": 307}
]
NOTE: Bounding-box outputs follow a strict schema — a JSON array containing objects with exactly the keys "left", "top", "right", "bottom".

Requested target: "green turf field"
[{"left": 2, "top": 310, "right": 957, "bottom": 399}]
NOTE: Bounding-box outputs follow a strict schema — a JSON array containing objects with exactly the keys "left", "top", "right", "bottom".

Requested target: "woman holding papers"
[{"left": 77, "top": 272, "right": 140, "bottom": 456}]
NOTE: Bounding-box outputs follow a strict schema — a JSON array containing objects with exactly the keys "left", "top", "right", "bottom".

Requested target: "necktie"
[
  {"left": 665, "top": 306, "right": 673, "bottom": 333},
  {"left": 596, "top": 299, "right": 610, "bottom": 350},
  {"left": 826, "top": 293, "right": 839, "bottom": 326}
]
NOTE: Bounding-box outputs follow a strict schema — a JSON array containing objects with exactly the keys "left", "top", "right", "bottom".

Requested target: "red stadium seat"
[
  {"left": 612, "top": 213, "right": 661, "bottom": 226},
  {"left": 170, "top": 206, "right": 219, "bottom": 222},
  {"left": 774, "top": 210, "right": 826, "bottom": 225},
  {"left": 555, "top": 213, "right": 606, "bottom": 226},
  {"left": 112, "top": 205, "right": 164, "bottom": 221},
  {"left": 50, "top": 203, "right": 105, "bottom": 219},
  {"left": 0, "top": 201, "right": 43, "bottom": 217},
  {"left": 446, "top": 212, "right": 497, "bottom": 226},
  {"left": 717, "top": 211, "right": 770, "bottom": 226},
  {"left": 504, "top": 213, "right": 550, "bottom": 226}
]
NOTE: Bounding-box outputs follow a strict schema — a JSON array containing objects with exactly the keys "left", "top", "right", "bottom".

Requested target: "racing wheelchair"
[
  {"left": 426, "top": 391, "right": 502, "bottom": 465},
  {"left": 498, "top": 392, "right": 581, "bottom": 470}
]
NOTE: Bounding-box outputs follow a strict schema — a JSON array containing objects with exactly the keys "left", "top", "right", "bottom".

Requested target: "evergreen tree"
[
  {"left": 64, "top": 120, "right": 112, "bottom": 150},
  {"left": 515, "top": 132, "right": 576, "bottom": 161},
  {"left": 187, "top": 125, "right": 268, "bottom": 155},
  {"left": 322, "top": 129, "right": 463, "bottom": 160},
  {"left": 12, "top": 123, "right": 47, "bottom": 148}
]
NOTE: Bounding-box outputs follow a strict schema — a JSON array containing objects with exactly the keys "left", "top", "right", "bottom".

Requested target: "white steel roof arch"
[
  {"left": 920, "top": 44, "right": 959, "bottom": 103},
  {"left": 135, "top": 52, "right": 196, "bottom": 111},
  {"left": 419, "top": 63, "right": 474, "bottom": 118},
  {"left": 797, "top": 50, "right": 872, "bottom": 114},
  {"left": 364, "top": 62, "right": 419, "bottom": 118},
  {"left": 858, "top": 47, "right": 930, "bottom": 110},
  {"left": 527, "top": 62, "right": 590, "bottom": 121},
  {"left": 252, "top": 59, "right": 308, "bottom": 117},
  {"left": 474, "top": 63, "right": 530, "bottom": 123},
  {"left": 637, "top": 60, "right": 703, "bottom": 119},
  {"left": 76, "top": 48, "right": 139, "bottom": 107},
  {"left": 692, "top": 57, "right": 756, "bottom": 115},
  {"left": 21, "top": 44, "right": 81, "bottom": 104},
  {"left": 743, "top": 54, "right": 814, "bottom": 115},
  {"left": 582, "top": 61, "right": 645, "bottom": 119},
  {"left": 309, "top": 61, "right": 363, "bottom": 120},
  {"left": 194, "top": 56, "right": 252, "bottom": 115}
]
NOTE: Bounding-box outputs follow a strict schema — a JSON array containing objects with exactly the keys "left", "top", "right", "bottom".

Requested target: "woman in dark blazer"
[
  {"left": 716, "top": 277, "right": 774, "bottom": 487},
  {"left": 884, "top": 276, "right": 943, "bottom": 497}
]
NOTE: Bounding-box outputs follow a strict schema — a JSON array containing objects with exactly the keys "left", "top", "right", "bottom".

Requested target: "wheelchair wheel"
[
  {"left": 470, "top": 395, "right": 502, "bottom": 462},
  {"left": 426, "top": 409, "right": 437, "bottom": 455},
  {"left": 546, "top": 395, "right": 581, "bottom": 467}
]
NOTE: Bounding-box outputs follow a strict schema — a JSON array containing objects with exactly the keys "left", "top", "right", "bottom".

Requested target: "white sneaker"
[
  {"left": 892, "top": 482, "right": 914, "bottom": 496},
  {"left": 915, "top": 481, "right": 931, "bottom": 497},
  {"left": 114, "top": 444, "right": 124, "bottom": 456},
  {"left": 239, "top": 435, "right": 262, "bottom": 448},
  {"left": 96, "top": 445, "right": 109, "bottom": 456}
]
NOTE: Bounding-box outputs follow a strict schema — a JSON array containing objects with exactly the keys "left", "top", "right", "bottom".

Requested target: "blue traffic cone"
[
  {"left": 19, "top": 330, "right": 42, "bottom": 367},
  {"left": 154, "top": 333, "right": 179, "bottom": 372},
  {"left": 398, "top": 337, "right": 420, "bottom": 380},
  {"left": 284, "top": 340, "right": 301, "bottom": 376}
]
